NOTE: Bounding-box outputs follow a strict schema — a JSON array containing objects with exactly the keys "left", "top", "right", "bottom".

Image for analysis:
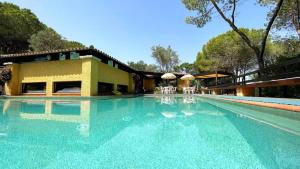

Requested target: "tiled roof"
[
  {"left": 0, "top": 47, "right": 135, "bottom": 72},
  {"left": 0, "top": 48, "right": 191, "bottom": 76},
  {"left": 0, "top": 47, "right": 89, "bottom": 58}
]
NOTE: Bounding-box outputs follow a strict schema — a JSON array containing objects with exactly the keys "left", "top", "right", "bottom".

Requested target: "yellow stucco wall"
[
  {"left": 89, "top": 58, "right": 135, "bottom": 96},
  {"left": 5, "top": 59, "right": 83, "bottom": 96},
  {"left": 4, "top": 64, "right": 20, "bottom": 95},
  {"left": 177, "top": 79, "right": 189, "bottom": 91},
  {"left": 5, "top": 56, "right": 135, "bottom": 96},
  {"left": 143, "top": 79, "right": 155, "bottom": 91}
]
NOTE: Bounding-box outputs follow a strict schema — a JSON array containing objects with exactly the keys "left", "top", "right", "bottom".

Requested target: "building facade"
[{"left": 1, "top": 48, "right": 136, "bottom": 96}]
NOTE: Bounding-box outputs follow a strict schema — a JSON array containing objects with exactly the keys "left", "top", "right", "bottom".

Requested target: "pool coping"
[
  {"left": 199, "top": 95, "right": 300, "bottom": 112},
  {"left": 0, "top": 94, "right": 144, "bottom": 100},
  {"left": 2, "top": 94, "right": 300, "bottom": 112}
]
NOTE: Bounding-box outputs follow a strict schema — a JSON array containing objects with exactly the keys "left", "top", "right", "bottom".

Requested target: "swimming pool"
[{"left": 0, "top": 96, "right": 300, "bottom": 169}]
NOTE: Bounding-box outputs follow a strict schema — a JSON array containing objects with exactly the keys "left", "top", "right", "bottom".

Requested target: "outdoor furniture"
[
  {"left": 163, "top": 87, "right": 169, "bottom": 94},
  {"left": 168, "top": 86, "right": 173, "bottom": 94},
  {"left": 182, "top": 87, "right": 196, "bottom": 95},
  {"left": 160, "top": 86, "right": 164, "bottom": 94},
  {"left": 165, "top": 87, "right": 169, "bottom": 94},
  {"left": 190, "top": 87, "right": 196, "bottom": 94},
  {"left": 172, "top": 87, "right": 177, "bottom": 94},
  {"left": 182, "top": 87, "right": 187, "bottom": 94},
  {"left": 156, "top": 86, "right": 177, "bottom": 95}
]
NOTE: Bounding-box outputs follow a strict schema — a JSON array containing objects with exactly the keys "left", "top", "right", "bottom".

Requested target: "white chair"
[
  {"left": 185, "top": 87, "right": 193, "bottom": 95},
  {"left": 187, "top": 87, "right": 191, "bottom": 94},
  {"left": 160, "top": 86, "right": 164, "bottom": 94},
  {"left": 164, "top": 87, "right": 170, "bottom": 94},
  {"left": 190, "top": 87, "right": 195, "bottom": 94},
  {"left": 169, "top": 86, "right": 175, "bottom": 94},
  {"left": 183, "top": 87, "right": 187, "bottom": 94},
  {"left": 172, "top": 87, "right": 177, "bottom": 94}
]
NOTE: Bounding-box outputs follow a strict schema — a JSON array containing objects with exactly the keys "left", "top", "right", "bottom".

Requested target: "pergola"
[
  {"left": 194, "top": 71, "right": 231, "bottom": 79},
  {"left": 193, "top": 71, "right": 233, "bottom": 94}
]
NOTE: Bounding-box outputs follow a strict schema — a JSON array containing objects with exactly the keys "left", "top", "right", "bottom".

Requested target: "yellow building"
[{"left": 1, "top": 48, "right": 137, "bottom": 96}]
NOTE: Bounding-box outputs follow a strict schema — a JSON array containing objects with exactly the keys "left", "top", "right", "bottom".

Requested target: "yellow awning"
[{"left": 195, "top": 73, "right": 229, "bottom": 79}]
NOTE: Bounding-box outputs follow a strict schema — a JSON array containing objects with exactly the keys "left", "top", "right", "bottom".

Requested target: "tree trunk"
[
  {"left": 297, "top": 0, "right": 300, "bottom": 40},
  {"left": 257, "top": 53, "right": 265, "bottom": 70},
  {"left": 259, "top": 0, "right": 284, "bottom": 70},
  {"left": 210, "top": 0, "right": 283, "bottom": 71}
]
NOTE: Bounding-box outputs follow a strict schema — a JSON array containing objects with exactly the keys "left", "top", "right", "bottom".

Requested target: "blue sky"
[{"left": 4, "top": 0, "right": 269, "bottom": 64}]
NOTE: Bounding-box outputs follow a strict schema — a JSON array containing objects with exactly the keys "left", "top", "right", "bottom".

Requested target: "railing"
[{"left": 206, "top": 56, "right": 300, "bottom": 88}]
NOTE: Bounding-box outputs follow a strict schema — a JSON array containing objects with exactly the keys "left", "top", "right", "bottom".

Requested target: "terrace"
[{"left": 198, "top": 56, "right": 300, "bottom": 97}]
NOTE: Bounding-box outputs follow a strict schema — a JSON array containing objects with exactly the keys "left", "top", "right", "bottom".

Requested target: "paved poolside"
[{"left": 201, "top": 95, "right": 300, "bottom": 112}]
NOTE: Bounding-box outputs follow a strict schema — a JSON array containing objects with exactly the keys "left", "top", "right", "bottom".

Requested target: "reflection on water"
[
  {"left": 0, "top": 116, "right": 8, "bottom": 137},
  {"left": 161, "top": 112, "right": 176, "bottom": 118},
  {"left": 76, "top": 123, "right": 90, "bottom": 137},
  {"left": 2, "top": 99, "right": 91, "bottom": 138},
  {"left": 182, "top": 110, "right": 195, "bottom": 116},
  {"left": 160, "top": 96, "right": 177, "bottom": 105},
  {"left": 0, "top": 97, "right": 300, "bottom": 169},
  {"left": 21, "top": 100, "right": 46, "bottom": 114},
  {"left": 182, "top": 95, "right": 196, "bottom": 104},
  {"left": 52, "top": 101, "right": 81, "bottom": 115},
  {"left": 160, "top": 95, "right": 196, "bottom": 105}
]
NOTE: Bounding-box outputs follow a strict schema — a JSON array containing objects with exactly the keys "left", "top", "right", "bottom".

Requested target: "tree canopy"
[
  {"left": 151, "top": 45, "right": 179, "bottom": 72},
  {"left": 127, "top": 61, "right": 158, "bottom": 72},
  {"left": 174, "top": 62, "right": 197, "bottom": 74},
  {"left": 28, "top": 28, "right": 64, "bottom": 51},
  {"left": 0, "top": 2, "right": 85, "bottom": 54},
  {"left": 272, "top": 36, "right": 300, "bottom": 61},
  {"left": 0, "top": 2, "right": 45, "bottom": 53},
  {"left": 182, "top": 0, "right": 284, "bottom": 70},
  {"left": 63, "top": 40, "right": 86, "bottom": 49},
  {"left": 259, "top": 0, "right": 300, "bottom": 37},
  {"left": 28, "top": 28, "right": 86, "bottom": 51},
  {"left": 195, "top": 29, "right": 282, "bottom": 75}
]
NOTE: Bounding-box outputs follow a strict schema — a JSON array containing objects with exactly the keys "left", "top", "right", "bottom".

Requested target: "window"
[
  {"left": 114, "top": 63, "right": 118, "bottom": 68},
  {"left": 98, "top": 82, "right": 113, "bottom": 95},
  {"left": 53, "top": 81, "right": 81, "bottom": 93},
  {"left": 108, "top": 60, "right": 113, "bottom": 66},
  {"left": 34, "top": 55, "right": 50, "bottom": 62},
  {"left": 70, "top": 52, "right": 80, "bottom": 60},
  {"left": 59, "top": 53, "right": 66, "bottom": 60},
  {"left": 22, "top": 82, "right": 46, "bottom": 93},
  {"left": 117, "top": 84, "right": 128, "bottom": 93}
]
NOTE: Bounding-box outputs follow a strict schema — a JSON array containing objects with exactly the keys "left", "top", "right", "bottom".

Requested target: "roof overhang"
[
  {"left": 137, "top": 71, "right": 185, "bottom": 79},
  {"left": 0, "top": 47, "right": 135, "bottom": 73}
]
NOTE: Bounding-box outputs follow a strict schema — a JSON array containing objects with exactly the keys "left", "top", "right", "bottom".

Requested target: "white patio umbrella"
[
  {"left": 161, "top": 73, "right": 176, "bottom": 80},
  {"left": 161, "top": 73, "right": 176, "bottom": 87},
  {"left": 180, "top": 74, "right": 195, "bottom": 81},
  {"left": 180, "top": 74, "right": 195, "bottom": 87}
]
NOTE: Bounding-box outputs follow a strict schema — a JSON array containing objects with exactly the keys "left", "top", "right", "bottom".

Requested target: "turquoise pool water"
[{"left": 0, "top": 96, "right": 300, "bottom": 169}]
